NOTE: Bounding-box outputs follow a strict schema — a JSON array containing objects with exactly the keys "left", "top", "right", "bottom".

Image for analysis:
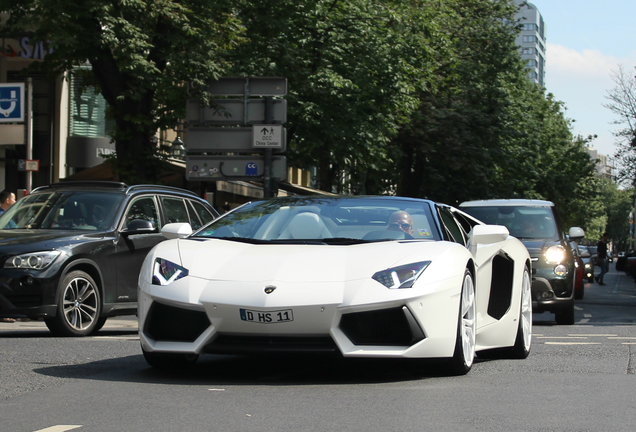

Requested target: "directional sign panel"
[
  {"left": 0, "top": 83, "right": 25, "bottom": 122},
  {"left": 186, "top": 127, "right": 286, "bottom": 153},
  {"left": 204, "top": 77, "right": 287, "bottom": 96},
  {"left": 253, "top": 125, "right": 283, "bottom": 148},
  {"left": 186, "top": 155, "right": 287, "bottom": 181},
  {"left": 186, "top": 99, "right": 287, "bottom": 125}
]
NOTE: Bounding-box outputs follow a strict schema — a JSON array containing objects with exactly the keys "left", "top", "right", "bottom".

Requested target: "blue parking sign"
[
  {"left": 0, "top": 83, "right": 25, "bottom": 122},
  {"left": 246, "top": 162, "right": 258, "bottom": 176}
]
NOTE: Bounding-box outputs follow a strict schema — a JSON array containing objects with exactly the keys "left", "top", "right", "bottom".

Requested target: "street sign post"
[
  {"left": 186, "top": 99, "right": 286, "bottom": 125},
  {"left": 203, "top": 77, "right": 287, "bottom": 96}
]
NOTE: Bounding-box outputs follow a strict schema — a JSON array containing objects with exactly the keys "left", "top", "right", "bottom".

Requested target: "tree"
[
  {"left": 229, "top": 0, "right": 445, "bottom": 193},
  {"left": 0, "top": 0, "right": 242, "bottom": 183},
  {"left": 605, "top": 65, "right": 636, "bottom": 185}
]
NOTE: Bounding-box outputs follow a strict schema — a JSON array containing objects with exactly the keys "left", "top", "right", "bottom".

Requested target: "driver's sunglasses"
[{"left": 388, "top": 222, "right": 412, "bottom": 230}]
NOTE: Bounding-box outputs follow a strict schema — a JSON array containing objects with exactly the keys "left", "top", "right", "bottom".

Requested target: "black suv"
[
  {"left": 0, "top": 182, "right": 218, "bottom": 336},
  {"left": 460, "top": 199, "right": 584, "bottom": 325}
]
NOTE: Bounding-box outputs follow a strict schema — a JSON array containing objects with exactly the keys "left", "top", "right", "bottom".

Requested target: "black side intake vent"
[
  {"left": 144, "top": 302, "right": 211, "bottom": 342},
  {"left": 339, "top": 306, "right": 425, "bottom": 346},
  {"left": 488, "top": 252, "right": 514, "bottom": 320}
]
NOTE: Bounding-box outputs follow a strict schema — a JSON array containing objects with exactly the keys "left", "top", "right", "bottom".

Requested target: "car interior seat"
[{"left": 278, "top": 212, "right": 332, "bottom": 239}]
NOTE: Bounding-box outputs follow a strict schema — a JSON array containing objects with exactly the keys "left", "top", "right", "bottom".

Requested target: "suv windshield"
[
  {"left": 0, "top": 191, "right": 125, "bottom": 230},
  {"left": 463, "top": 205, "right": 559, "bottom": 241}
]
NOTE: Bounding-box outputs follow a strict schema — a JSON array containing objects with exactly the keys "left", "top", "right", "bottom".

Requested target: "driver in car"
[{"left": 387, "top": 211, "right": 414, "bottom": 236}]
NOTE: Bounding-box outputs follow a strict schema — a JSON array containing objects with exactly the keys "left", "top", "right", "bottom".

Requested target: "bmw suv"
[
  {"left": 0, "top": 182, "right": 218, "bottom": 336},
  {"left": 460, "top": 199, "right": 584, "bottom": 325}
]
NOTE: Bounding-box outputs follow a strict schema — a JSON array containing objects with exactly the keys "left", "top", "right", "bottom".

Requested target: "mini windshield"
[
  {"left": 0, "top": 191, "right": 125, "bottom": 230},
  {"left": 462, "top": 205, "right": 559, "bottom": 241},
  {"left": 195, "top": 197, "right": 441, "bottom": 242}
]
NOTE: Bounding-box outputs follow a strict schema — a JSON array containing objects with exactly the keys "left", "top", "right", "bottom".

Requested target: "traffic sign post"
[{"left": 185, "top": 77, "right": 287, "bottom": 198}]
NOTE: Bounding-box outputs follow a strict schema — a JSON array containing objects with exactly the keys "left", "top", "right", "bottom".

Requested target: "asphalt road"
[{"left": 1, "top": 265, "right": 635, "bottom": 432}]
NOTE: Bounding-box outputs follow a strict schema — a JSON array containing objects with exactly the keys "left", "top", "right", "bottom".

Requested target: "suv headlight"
[
  {"left": 4, "top": 251, "right": 61, "bottom": 270},
  {"left": 545, "top": 245, "right": 567, "bottom": 264},
  {"left": 152, "top": 258, "right": 189, "bottom": 286},
  {"left": 372, "top": 261, "right": 431, "bottom": 289}
]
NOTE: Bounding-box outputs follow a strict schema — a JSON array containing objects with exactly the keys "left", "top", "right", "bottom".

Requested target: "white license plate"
[{"left": 240, "top": 308, "right": 294, "bottom": 324}]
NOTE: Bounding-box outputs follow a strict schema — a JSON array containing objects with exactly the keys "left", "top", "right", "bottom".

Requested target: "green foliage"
[{"left": 0, "top": 0, "right": 243, "bottom": 183}]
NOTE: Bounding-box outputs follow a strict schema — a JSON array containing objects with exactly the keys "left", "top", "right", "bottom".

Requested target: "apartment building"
[{"left": 514, "top": 0, "right": 546, "bottom": 87}]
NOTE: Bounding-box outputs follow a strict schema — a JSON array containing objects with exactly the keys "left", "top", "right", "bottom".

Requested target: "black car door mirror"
[{"left": 122, "top": 219, "right": 156, "bottom": 235}]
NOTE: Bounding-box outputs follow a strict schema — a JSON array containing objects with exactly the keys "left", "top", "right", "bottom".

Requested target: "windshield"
[
  {"left": 462, "top": 205, "right": 559, "bottom": 241},
  {"left": 194, "top": 197, "right": 440, "bottom": 243},
  {"left": 0, "top": 191, "right": 125, "bottom": 230}
]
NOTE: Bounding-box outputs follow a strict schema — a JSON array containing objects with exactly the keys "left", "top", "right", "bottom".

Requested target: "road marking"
[
  {"left": 609, "top": 337, "right": 636, "bottom": 340},
  {"left": 33, "top": 426, "right": 82, "bottom": 432},
  {"left": 569, "top": 334, "right": 617, "bottom": 337},
  {"left": 537, "top": 336, "right": 588, "bottom": 339},
  {"left": 89, "top": 336, "right": 139, "bottom": 341},
  {"left": 545, "top": 342, "right": 601, "bottom": 345}
]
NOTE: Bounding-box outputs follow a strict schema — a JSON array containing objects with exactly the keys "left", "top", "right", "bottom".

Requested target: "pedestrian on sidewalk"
[
  {"left": 0, "top": 189, "right": 17, "bottom": 322},
  {"left": 596, "top": 232, "right": 610, "bottom": 286}
]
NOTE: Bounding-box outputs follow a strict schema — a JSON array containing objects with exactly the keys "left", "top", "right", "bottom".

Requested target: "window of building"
[
  {"left": 69, "top": 70, "right": 113, "bottom": 138},
  {"left": 522, "top": 35, "right": 536, "bottom": 43},
  {"left": 522, "top": 47, "right": 536, "bottom": 55},
  {"left": 522, "top": 23, "right": 537, "bottom": 31}
]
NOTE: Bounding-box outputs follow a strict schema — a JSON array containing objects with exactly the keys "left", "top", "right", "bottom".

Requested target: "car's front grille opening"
[
  {"left": 5, "top": 295, "right": 43, "bottom": 308},
  {"left": 204, "top": 335, "right": 337, "bottom": 354},
  {"left": 339, "top": 306, "right": 425, "bottom": 346},
  {"left": 144, "top": 302, "right": 210, "bottom": 342}
]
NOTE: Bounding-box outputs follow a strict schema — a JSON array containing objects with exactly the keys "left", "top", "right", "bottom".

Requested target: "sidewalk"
[{"left": 0, "top": 315, "right": 138, "bottom": 332}]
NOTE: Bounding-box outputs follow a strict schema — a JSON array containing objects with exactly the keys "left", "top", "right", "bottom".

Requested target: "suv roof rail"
[
  {"left": 125, "top": 184, "right": 199, "bottom": 197},
  {"left": 32, "top": 181, "right": 128, "bottom": 193}
]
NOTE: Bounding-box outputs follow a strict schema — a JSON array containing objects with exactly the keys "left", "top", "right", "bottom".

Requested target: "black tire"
[
  {"left": 45, "top": 270, "right": 102, "bottom": 337},
  {"left": 446, "top": 269, "right": 476, "bottom": 376},
  {"left": 555, "top": 302, "right": 575, "bottom": 325},
  {"left": 142, "top": 347, "right": 199, "bottom": 370},
  {"left": 91, "top": 316, "right": 108, "bottom": 334},
  {"left": 574, "top": 286, "right": 585, "bottom": 300}
]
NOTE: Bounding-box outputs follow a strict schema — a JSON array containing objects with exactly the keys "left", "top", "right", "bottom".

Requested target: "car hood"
[
  {"left": 0, "top": 229, "right": 106, "bottom": 254},
  {"left": 175, "top": 238, "right": 460, "bottom": 283},
  {"left": 519, "top": 240, "right": 551, "bottom": 255}
]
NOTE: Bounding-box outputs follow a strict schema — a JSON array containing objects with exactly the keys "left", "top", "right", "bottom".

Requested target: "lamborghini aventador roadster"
[{"left": 138, "top": 196, "right": 532, "bottom": 375}]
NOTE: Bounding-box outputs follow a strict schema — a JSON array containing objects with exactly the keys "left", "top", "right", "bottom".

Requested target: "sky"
[{"left": 532, "top": 0, "right": 636, "bottom": 159}]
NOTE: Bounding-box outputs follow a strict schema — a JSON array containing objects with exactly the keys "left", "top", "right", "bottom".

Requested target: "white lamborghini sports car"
[{"left": 138, "top": 196, "right": 532, "bottom": 375}]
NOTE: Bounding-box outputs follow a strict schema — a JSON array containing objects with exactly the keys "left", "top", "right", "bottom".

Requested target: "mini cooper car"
[
  {"left": 138, "top": 196, "right": 532, "bottom": 375},
  {"left": 0, "top": 181, "right": 218, "bottom": 336},
  {"left": 460, "top": 199, "right": 584, "bottom": 325}
]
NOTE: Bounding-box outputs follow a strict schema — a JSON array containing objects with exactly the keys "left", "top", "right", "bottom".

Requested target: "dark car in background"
[
  {"left": 577, "top": 245, "right": 594, "bottom": 283},
  {"left": 460, "top": 199, "right": 584, "bottom": 325},
  {"left": 0, "top": 182, "right": 218, "bottom": 336}
]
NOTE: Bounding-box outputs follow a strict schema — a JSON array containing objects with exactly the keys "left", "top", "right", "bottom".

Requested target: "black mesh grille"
[
  {"left": 488, "top": 253, "right": 514, "bottom": 320},
  {"left": 144, "top": 302, "right": 211, "bottom": 342},
  {"left": 339, "top": 306, "right": 423, "bottom": 346},
  {"left": 204, "top": 335, "right": 337, "bottom": 354}
]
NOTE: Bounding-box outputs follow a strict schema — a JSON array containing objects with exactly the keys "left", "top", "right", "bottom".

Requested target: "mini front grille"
[
  {"left": 339, "top": 306, "right": 425, "bottom": 346},
  {"left": 144, "top": 302, "right": 210, "bottom": 342}
]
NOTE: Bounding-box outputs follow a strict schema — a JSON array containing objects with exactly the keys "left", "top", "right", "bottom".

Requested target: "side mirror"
[
  {"left": 568, "top": 227, "right": 585, "bottom": 240},
  {"left": 470, "top": 224, "right": 509, "bottom": 245},
  {"left": 161, "top": 222, "right": 193, "bottom": 239},
  {"left": 122, "top": 219, "right": 155, "bottom": 235}
]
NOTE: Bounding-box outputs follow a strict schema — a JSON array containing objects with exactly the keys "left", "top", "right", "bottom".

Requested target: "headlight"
[
  {"left": 372, "top": 261, "right": 431, "bottom": 289},
  {"left": 4, "top": 251, "right": 61, "bottom": 270},
  {"left": 584, "top": 263, "right": 592, "bottom": 269},
  {"left": 152, "top": 258, "right": 189, "bottom": 286},
  {"left": 545, "top": 245, "right": 566, "bottom": 264}
]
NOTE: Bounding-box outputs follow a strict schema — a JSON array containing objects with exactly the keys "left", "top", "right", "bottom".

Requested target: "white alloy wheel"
[
  {"left": 511, "top": 267, "right": 532, "bottom": 358},
  {"left": 448, "top": 269, "right": 476, "bottom": 375}
]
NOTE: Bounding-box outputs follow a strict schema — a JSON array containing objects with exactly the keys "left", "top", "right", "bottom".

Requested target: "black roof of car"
[{"left": 32, "top": 181, "right": 200, "bottom": 198}]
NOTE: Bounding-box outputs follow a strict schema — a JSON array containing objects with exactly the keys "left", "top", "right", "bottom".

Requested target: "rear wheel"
[
  {"left": 510, "top": 267, "right": 532, "bottom": 359},
  {"left": 446, "top": 269, "right": 476, "bottom": 375},
  {"left": 45, "top": 270, "right": 102, "bottom": 337}
]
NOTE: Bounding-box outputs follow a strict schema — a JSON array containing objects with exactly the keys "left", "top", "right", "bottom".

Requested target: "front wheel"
[
  {"left": 446, "top": 269, "right": 476, "bottom": 375},
  {"left": 45, "top": 270, "right": 102, "bottom": 337}
]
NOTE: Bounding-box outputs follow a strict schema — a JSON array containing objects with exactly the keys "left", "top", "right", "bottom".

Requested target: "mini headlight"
[
  {"left": 372, "top": 261, "right": 431, "bottom": 289},
  {"left": 152, "top": 258, "right": 189, "bottom": 286},
  {"left": 545, "top": 245, "right": 567, "bottom": 264},
  {"left": 584, "top": 263, "right": 592, "bottom": 269},
  {"left": 4, "top": 251, "right": 61, "bottom": 270}
]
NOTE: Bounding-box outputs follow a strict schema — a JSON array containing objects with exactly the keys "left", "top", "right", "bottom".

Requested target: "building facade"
[{"left": 514, "top": 0, "right": 546, "bottom": 87}]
